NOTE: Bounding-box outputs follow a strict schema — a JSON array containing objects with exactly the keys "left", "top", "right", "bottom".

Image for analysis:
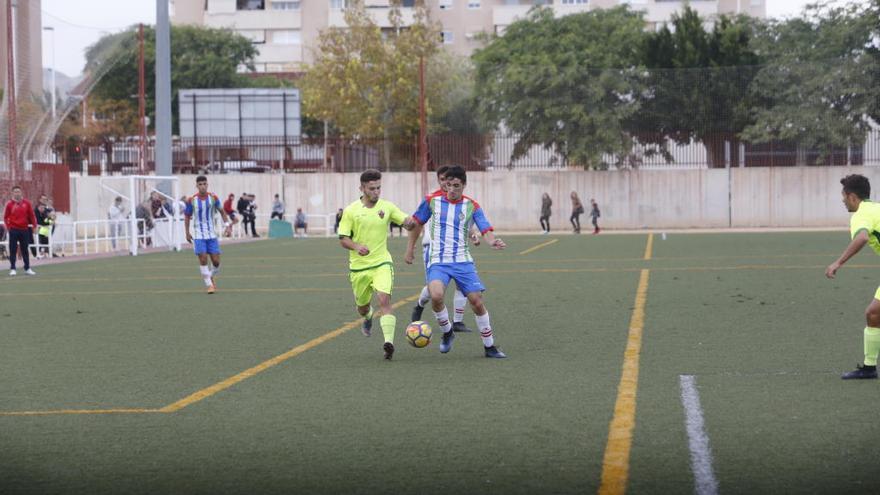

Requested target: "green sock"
[
  {"left": 380, "top": 314, "right": 396, "bottom": 344},
  {"left": 865, "top": 327, "right": 880, "bottom": 366},
  {"left": 364, "top": 307, "right": 373, "bottom": 321}
]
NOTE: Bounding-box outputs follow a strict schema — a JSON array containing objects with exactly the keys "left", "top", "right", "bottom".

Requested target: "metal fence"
[{"left": 58, "top": 127, "right": 880, "bottom": 174}]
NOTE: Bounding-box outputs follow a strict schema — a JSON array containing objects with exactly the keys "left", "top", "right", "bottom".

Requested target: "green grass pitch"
[{"left": 1, "top": 232, "right": 879, "bottom": 494}]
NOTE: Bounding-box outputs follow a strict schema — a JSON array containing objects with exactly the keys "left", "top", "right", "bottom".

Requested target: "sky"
[{"left": 40, "top": 0, "right": 853, "bottom": 78}]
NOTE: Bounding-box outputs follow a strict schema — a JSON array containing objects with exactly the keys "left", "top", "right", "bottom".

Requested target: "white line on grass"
[{"left": 679, "top": 374, "right": 719, "bottom": 495}]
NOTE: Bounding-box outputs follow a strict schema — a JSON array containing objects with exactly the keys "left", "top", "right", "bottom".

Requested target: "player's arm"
[
  {"left": 826, "top": 229, "right": 869, "bottom": 278},
  {"left": 469, "top": 224, "right": 481, "bottom": 246},
  {"left": 404, "top": 221, "right": 423, "bottom": 265},
  {"left": 183, "top": 199, "right": 194, "bottom": 243},
  {"left": 405, "top": 200, "right": 432, "bottom": 264},
  {"left": 339, "top": 235, "right": 369, "bottom": 256},
  {"left": 215, "top": 197, "right": 232, "bottom": 235},
  {"left": 473, "top": 207, "right": 505, "bottom": 250}
]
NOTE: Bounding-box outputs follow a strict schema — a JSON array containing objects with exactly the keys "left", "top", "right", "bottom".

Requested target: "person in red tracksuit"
[{"left": 3, "top": 185, "right": 38, "bottom": 276}]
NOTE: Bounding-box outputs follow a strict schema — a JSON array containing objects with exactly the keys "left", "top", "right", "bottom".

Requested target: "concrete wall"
[{"left": 70, "top": 167, "right": 874, "bottom": 230}]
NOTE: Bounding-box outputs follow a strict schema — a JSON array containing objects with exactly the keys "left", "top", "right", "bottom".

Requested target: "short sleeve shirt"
[
  {"left": 850, "top": 200, "right": 880, "bottom": 255},
  {"left": 338, "top": 198, "right": 407, "bottom": 271}
]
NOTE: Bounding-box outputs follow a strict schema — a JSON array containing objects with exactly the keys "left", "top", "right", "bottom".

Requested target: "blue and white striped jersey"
[
  {"left": 185, "top": 193, "right": 222, "bottom": 240},
  {"left": 413, "top": 193, "right": 493, "bottom": 267}
]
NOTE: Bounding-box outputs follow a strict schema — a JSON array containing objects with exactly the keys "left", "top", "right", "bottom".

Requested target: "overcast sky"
[{"left": 40, "top": 0, "right": 857, "bottom": 78}]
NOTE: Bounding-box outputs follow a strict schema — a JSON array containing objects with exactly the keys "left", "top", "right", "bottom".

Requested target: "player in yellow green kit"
[
  {"left": 826, "top": 174, "right": 880, "bottom": 379},
  {"left": 338, "top": 169, "right": 416, "bottom": 360}
]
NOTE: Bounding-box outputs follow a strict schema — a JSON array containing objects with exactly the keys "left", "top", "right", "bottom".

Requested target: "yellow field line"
[
  {"left": 643, "top": 233, "right": 654, "bottom": 261},
  {"left": 599, "top": 268, "right": 650, "bottom": 495},
  {"left": 0, "top": 408, "right": 159, "bottom": 417},
  {"left": 158, "top": 294, "right": 421, "bottom": 413},
  {"left": 0, "top": 286, "right": 425, "bottom": 298},
  {"left": 518, "top": 238, "right": 559, "bottom": 255}
]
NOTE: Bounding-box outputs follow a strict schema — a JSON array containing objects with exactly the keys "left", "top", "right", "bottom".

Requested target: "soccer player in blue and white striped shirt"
[
  {"left": 184, "top": 176, "right": 232, "bottom": 294},
  {"left": 406, "top": 166, "right": 508, "bottom": 358}
]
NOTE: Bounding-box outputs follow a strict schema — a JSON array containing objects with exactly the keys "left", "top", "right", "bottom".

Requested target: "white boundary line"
[{"left": 679, "top": 374, "right": 720, "bottom": 495}]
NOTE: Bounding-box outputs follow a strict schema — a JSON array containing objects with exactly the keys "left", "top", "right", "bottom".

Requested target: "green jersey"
[
  {"left": 338, "top": 198, "right": 408, "bottom": 271},
  {"left": 850, "top": 200, "right": 880, "bottom": 256}
]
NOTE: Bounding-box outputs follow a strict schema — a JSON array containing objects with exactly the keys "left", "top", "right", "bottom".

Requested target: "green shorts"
[{"left": 350, "top": 263, "right": 394, "bottom": 307}]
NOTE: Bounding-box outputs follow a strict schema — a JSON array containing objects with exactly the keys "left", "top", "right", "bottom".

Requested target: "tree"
[
  {"left": 741, "top": 2, "right": 879, "bottom": 164},
  {"left": 81, "top": 98, "right": 139, "bottom": 170},
  {"left": 472, "top": 7, "right": 647, "bottom": 168},
  {"left": 636, "top": 9, "right": 762, "bottom": 168},
  {"left": 300, "top": 0, "right": 451, "bottom": 169},
  {"left": 86, "top": 25, "right": 258, "bottom": 134}
]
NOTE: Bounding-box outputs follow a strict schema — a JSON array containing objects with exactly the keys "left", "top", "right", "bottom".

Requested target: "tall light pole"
[
  {"left": 43, "top": 26, "right": 56, "bottom": 120},
  {"left": 155, "top": 0, "right": 172, "bottom": 179}
]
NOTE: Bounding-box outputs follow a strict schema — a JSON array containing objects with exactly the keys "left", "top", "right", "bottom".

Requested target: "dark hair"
[
  {"left": 841, "top": 174, "right": 870, "bottom": 200},
  {"left": 360, "top": 169, "right": 382, "bottom": 184},
  {"left": 436, "top": 165, "right": 450, "bottom": 178},
  {"left": 444, "top": 166, "right": 467, "bottom": 184},
  {"left": 196, "top": 175, "right": 207, "bottom": 183},
  {"left": 11, "top": 185, "right": 21, "bottom": 191}
]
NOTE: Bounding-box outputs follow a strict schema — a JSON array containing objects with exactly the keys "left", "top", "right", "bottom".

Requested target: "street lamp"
[{"left": 43, "top": 25, "right": 55, "bottom": 120}]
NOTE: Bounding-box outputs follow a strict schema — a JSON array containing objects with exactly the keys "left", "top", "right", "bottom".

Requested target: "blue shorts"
[
  {"left": 193, "top": 238, "right": 221, "bottom": 255},
  {"left": 426, "top": 262, "right": 485, "bottom": 296}
]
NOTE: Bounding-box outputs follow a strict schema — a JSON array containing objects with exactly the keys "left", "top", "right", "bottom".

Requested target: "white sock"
[
  {"left": 433, "top": 307, "right": 452, "bottom": 334},
  {"left": 418, "top": 286, "right": 431, "bottom": 307},
  {"left": 453, "top": 289, "right": 467, "bottom": 323},
  {"left": 476, "top": 312, "right": 494, "bottom": 347},
  {"left": 199, "top": 265, "right": 213, "bottom": 287},
  {"left": 212, "top": 265, "right": 220, "bottom": 276}
]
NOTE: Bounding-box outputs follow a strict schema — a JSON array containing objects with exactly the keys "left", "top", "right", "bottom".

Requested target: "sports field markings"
[
  {"left": 643, "top": 233, "right": 654, "bottom": 260},
  {"left": 0, "top": 294, "right": 420, "bottom": 417},
  {"left": 0, "top": 408, "right": 159, "bottom": 417},
  {"left": 159, "top": 293, "right": 421, "bottom": 412},
  {"left": 679, "top": 375, "right": 720, "bottom": 495},
  {"left": 0, "top": 285, "right": 425, "bottom": 298},
  {"left": 598, "top": 233, "right": 653, "bottom": 495},
  {"left": 519, "top": 238, "right": 559, "bottom": 255}
]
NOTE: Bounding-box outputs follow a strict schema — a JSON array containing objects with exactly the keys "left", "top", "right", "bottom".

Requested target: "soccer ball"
[{"left": 405, "top": 321, "right": 433, "bottom": 348}]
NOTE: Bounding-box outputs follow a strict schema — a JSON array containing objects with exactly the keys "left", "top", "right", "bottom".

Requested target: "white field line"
[{"left": 679, "top": 375, "right": 720, "bottom": 495}]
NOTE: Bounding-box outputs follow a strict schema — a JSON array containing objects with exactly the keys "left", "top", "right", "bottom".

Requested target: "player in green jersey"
[
  {"left": 338, "top": 169, "right": 417, "bottom": 360},
  {"left": 826, "top": 174, "right": 880, "bottom": 379}
]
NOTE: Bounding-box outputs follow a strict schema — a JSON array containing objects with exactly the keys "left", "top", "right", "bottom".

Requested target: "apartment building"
[{"left": 171, "top": 0, "right": 765, "bottom": 73}]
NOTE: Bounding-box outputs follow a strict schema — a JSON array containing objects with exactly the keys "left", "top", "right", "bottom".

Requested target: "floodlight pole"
[
  {"left": 43, "top": 26, "right": 56, "bottom": 120},
  {"left": 6, "top": 0, "right": 18, "bottom": 181},
  {"left": 155, "top": 0, "right": 173, "bottom": 183},
  {"left": 138, "top": 23, "right": 147, "bottom": 174}
]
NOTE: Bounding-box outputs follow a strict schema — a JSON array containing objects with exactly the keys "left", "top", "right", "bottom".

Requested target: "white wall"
[{"left": 70, "top": 167, "right": 872, "bottom": 230}]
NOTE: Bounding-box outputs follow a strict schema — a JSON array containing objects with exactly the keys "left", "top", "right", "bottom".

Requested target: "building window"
[
  {"left": 439, "top": 0, "right": 453, "bottom": 9},
  {"left": 467, "top": 0, "right": 480, "bottom": 8},
  {"left": 401, "top": 0, "right": 416, "bottom": 6},
  {"left": 750, "top": 0, "right": 761, "bottom": 6},
  {"left": 560, "top": 0, "right": 587, "bottom": 4},
  {"left": 238, "top": 29, "right": 266, "bottom": 43},
  {"left": 271, "top": 30, "right": 301, "bottom": 44},
  {"left": 237, "top": 0, "right": 265, "bottom": 10},
  {"left": 271, "top": 0, "right": 300, "bottom": 9},
  {"left": 330, "top": 0, "right": 346, "bottom": 9},
  {"left": 440, "top": 31, "right": 454, "bottom": 44}
]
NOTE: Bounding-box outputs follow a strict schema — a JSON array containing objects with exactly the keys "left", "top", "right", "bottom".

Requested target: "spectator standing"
[
  {"left": 237, "top": 193, "right": 251, "bottom": 237},
  {"left": 590, "top": 198, "right": 601, "bottom": 235},
  {"left": 108, "top": 196, "right": 126, "bottom": 250},
  {"left": 271, "top": 194, "right": 285, "bottom": 220},
  {"left": 32, "top": 195, "right": 53, "bottom": 256},
  {"left": 223, "top": 194, "right": 238, "bottom": 236},
  {"left": 294, "top": 207, "right": 308, "bottom": 237},
  {"left": 246, "top": 194, "right": 259, "bottom": 237},
  {"left": 3, "top": 185, "right": 38, "bottom": 276},
  {"left": 34, "top": 204, "right": 54, "bottom": 258},
  {"left": 540, "top": 192, "right": 552, "bottom": 234},
  {"left": 334, "top": 208, "right": 343, "bottom": 234},
  {"left": 135, "top": 200, "right": 154, "bottom": 246},
  {"left": 570, "top": 191, "right": 584, "bottom": 234}
]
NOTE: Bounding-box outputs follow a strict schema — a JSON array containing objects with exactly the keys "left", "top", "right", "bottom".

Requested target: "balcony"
[
  {"left": 631, "top": 0, "right": 718, "bottom": 23},
  {"left": 204, "top": 8, "right": 301, "bottom": 30},
  {"left": 493, "top": 3, "right": 591, "bottom": 28},
  {"left": 328, "top": 7, "right": 417, "bottom": 28}
]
